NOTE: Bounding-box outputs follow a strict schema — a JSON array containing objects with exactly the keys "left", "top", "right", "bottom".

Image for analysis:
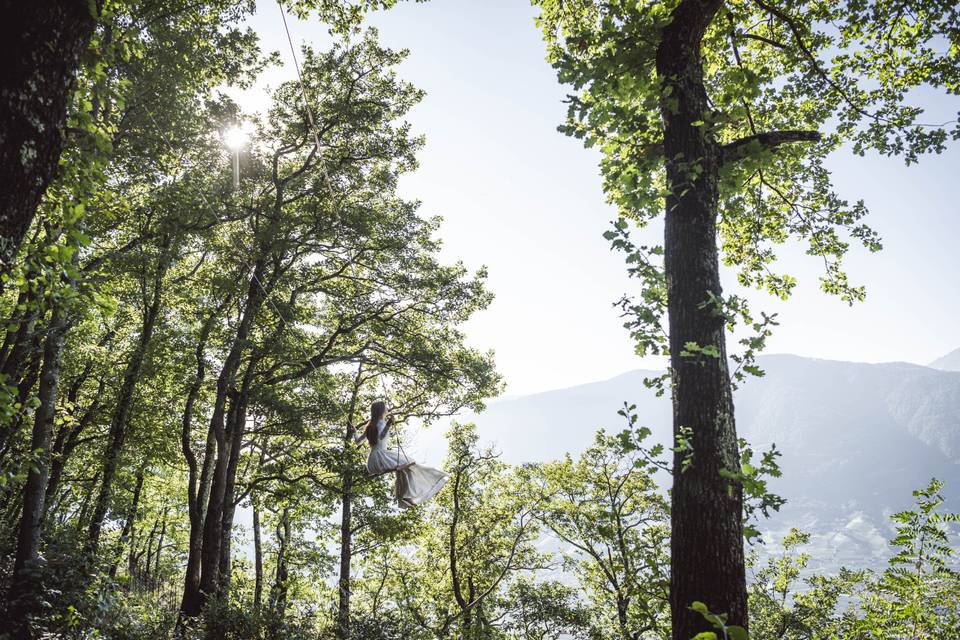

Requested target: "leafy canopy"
[{"left": 534, "top": 0, "right": 960, "bottom": 359}]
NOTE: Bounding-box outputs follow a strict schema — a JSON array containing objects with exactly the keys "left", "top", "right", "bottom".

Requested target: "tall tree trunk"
[
  {"left": 0, "top": 283, "right": 44, "bottom": 462},
  {"left": 109, "top": 468, "right": 144, "bottom": 580},
  {"left": 655, "top": 2, "right": 747, "bottom": 638},
  {"left": 44, "top": 375, "right": 106, "bottom": 516},
  {"left": 196, "top": 385, "right": 236, "bottom": 605},
  {"left": 252, "top": 495, "right": 263, "bottom": 611},
  {"left": 87, "top": 255, "right": 168, "bottom": 553},
  {"left": 179, "top": 309, "right": 222, "bottom": 617},
  {"left": 465, "top": 577, "right": 476, "bottom": 637},
  {"left": 0, "top": 285, "right": 35, "bottom": 366},
  {"left": 5, "top": 302, "right": 69, "bottom": 638},
  {"left": 44, "top": 330, "right": 112, "bottom": 514},
  {"left": 196, "top": 260, "right": 267, "bottom": 607},
  {"left": 0, "top": 336, "right": 43, "bottom": 463},
  {"left": 74, "top": 471, "right": 99, "bottom": 533},
  {"left": 153, "top": 509, "right": 167, "bottom": 592},
  {"left": 337, "top": 365, "right": 364, "bottom": 640},
  {"left": 216, "top": 359, "right": 255, "bottom": 597},
  {"left": 336, "top": 472, "right": 354, "bottom": 640},
  {"left": 180, "top": 426, "right": 216, "bottom": 617},
  {"left": 0, "top": 1, "right": 101, "bottom": 270},
  {"left": 141, "top": 517, "right": 160, "bottom": 589},
  {"left": 270, "top": 507, "right": 291, "bottom": 617}
]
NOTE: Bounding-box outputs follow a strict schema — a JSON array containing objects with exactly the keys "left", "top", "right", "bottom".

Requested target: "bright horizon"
[{"left": 230, "top": 0, "right": 960, "bottom": 396}]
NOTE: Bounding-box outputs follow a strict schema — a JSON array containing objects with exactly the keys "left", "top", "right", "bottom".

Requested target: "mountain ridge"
[
  {"left": 930, "top": 346, "right": 960, "bottom": 372},
  {"left": 460, "top": 352, "right": 960, "bottom": 571},
  {"left": 495, "top": 351, "right": 958, "bottom": 406}
]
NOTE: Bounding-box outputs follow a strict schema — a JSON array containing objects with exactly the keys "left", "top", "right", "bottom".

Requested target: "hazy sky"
[{"left": 233, "top": 0, "right": 960, "bottom": 396}]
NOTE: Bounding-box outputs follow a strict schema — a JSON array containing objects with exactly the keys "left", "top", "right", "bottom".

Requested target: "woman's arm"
[{"left": 378, "top": 418, "right": 390, "bottom": 440}]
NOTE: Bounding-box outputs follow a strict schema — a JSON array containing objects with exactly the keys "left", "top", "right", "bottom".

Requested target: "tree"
[
  {"left": 501, "top": 578, "right": 593, "bottom": 640},
  {"left": 854, "top": 479, "right": 960, "bottom": 639},
  {"left": 0, "top": 0, "right": 413, "bottom": 274},
  {"left": 531, "top": 421, "right": 671, "bottom": 640},
  {"left": 746, "top": 482, "right": 960, "bottom": 640},
  {"left": 5, "top": 285, "right": 75, "bottom": 638},
  {"left": 533, "top": 2, "right": 960, "bottom": 636},
  {"left": 369, "top": 423, "right": 550, "bottom": 639},
  {"left": 1, "top": 3, "right": 506, "bottom": 635},
  {"left": 331, "top": 347, "right": 498, "bottom": 639},
  {"left": 746, "top": 529, "right": 864, "bottom": 640}
]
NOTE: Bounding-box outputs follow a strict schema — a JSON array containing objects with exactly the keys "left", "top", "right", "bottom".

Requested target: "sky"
[{"left": 231, "top": 0, "right": 960, "bottom": 397}]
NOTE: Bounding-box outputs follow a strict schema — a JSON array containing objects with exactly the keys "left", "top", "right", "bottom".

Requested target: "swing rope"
[
  {"left": 275, "top": 4, "right": 444, "bottom": 515},
  {"left": 276, "top": 3, "right": 398, "bottom": 406},
  {"left": 277, "top": 0, "right": 341, "bottom": 208},
  {"left": 376, "top": 374, "right": 410, "bottom": 510}
]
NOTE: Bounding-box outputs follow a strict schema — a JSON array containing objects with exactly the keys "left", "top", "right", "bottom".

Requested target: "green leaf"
[{"left": 727, "top": 625, "right": 748, "bottom": 640}]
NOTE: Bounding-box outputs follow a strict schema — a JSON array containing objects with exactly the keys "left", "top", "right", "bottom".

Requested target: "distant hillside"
[
  {"left": 459, "top": 354, "right": 960, "bottom": 572},
  {"left": 930, "top": 347, "right": 960, "bottom": 372}
]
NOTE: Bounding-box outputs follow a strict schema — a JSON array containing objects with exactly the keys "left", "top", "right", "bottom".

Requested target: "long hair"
[{"left": 365, "top": 401, "right": 387, "bottom": 446}]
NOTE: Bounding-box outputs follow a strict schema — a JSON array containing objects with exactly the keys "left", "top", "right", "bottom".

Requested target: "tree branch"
[
  {"left": 736, "top": 32, "right": 788, "bottom": 50},
  {"left": 720, "top": 130, "right": 821, "bottom": 165}
]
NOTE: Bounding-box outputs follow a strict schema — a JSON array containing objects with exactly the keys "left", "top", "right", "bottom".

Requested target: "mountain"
[
  {"left": 462, "top": 354, "right": 960, "bottom": 572},
  {"left": 930, "top": 347, "right": 960, "bottom": 372}
]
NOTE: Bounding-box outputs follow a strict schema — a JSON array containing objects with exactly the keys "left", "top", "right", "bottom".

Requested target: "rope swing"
[{"left": 277, "top": 6, "right": 448, "bottom": 510}]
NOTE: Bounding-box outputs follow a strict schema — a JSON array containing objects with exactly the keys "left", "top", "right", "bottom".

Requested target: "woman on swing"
[{"left": 355, "top": 400, "right": 448, "bottom": 508}]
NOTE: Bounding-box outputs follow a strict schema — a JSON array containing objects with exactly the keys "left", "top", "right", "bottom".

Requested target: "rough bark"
[
  {"left": 86, "top": 255, "right": 168, "bottom": 554},
  {"left": 5, "top": 303, "right": 70, "bottom": 639},
  {"left": 0, "top": 0, "right": 101, "bottom": 270},
  {"left": 655, "top": 1, "right": 748, "bottom": 637}
]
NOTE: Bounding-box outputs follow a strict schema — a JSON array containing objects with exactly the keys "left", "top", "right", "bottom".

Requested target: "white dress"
[{"left": 362, "top": 419, "right": 448, "bottom": 509}]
